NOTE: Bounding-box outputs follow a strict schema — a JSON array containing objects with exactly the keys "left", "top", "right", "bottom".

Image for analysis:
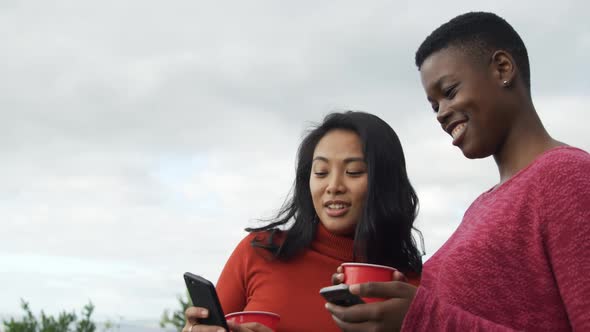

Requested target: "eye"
[
  {"left": 346, "top": 170, "right": 366, "bottom": 176},
  {"left": 313, "top": 171, "right": 328, "bottom": 177},
  {"left": 431, "top": 103, "right": 439, "bottom": 113},
  {"left": 443, "top": 84, "right": 458, "bottom": 99}
]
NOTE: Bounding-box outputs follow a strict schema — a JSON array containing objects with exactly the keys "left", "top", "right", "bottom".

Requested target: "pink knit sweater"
[{"left": 403, "top": 146, "right": 590, "bottom": 331}]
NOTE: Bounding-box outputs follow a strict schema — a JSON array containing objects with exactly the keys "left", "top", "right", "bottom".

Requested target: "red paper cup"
[
  {"left": 225, "top": 311, "right": 280, "bottom": 331},
  {"left": 342, "top": 262, "right": 396, "bottom": 303}
]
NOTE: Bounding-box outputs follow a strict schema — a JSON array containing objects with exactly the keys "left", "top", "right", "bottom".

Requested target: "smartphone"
[
  {"left": 183, "top": 272, "right": 229, "bottom": 330},
  {"left": 319, "top": 284, "right": 365, "bottom": 306}
]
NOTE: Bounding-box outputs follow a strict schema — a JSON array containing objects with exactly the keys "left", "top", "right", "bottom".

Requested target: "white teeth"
[
  {"left": 327, "top": 204, "right": 347, "bottom": 209},
  {"left": 451, "top": 123, "right": 467, "bottom": 139}
]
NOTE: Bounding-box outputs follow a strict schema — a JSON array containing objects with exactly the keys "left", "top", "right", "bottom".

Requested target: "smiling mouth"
[
  {"left": 326, "top": 203, "right": 348, "bottom": 209},
  {"left": 451, "top": 122, "right": 467, "bottom": 140},
  {"left": 324, "top": 201, "right": 351, "bottom": 217}
]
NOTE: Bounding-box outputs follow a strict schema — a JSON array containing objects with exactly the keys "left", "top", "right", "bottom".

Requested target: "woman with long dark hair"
[{"left": 184, "top": 111, "right": 422, "bottom": 332}]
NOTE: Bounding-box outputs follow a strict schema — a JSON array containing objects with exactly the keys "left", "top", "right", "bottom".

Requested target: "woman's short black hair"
[
  {"left": 415, "top": 11, "right": 531, "bottom": 89},
  {"left": 248, "top": 111, "right": 423, "bottom": 274}
]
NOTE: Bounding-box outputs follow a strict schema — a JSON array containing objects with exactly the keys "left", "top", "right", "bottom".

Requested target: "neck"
[
  {"left": 311, "top": 222, "right": 355, "bottom": 262},
  {"left": 493, "top": 100, "right": 562, "bottom": 184}
]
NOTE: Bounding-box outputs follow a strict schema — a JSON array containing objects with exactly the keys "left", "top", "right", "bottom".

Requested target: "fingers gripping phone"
[
  {"left": 184, "top": 272, "right": 229, "bottom": 330},
  {"left": 320, "top": 284, "right": 365, "bottom": 306}
]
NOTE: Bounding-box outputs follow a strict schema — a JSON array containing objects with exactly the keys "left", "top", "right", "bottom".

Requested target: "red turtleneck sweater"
[{"left": 216, "top": 224, "right": 354, "bottom": 332}]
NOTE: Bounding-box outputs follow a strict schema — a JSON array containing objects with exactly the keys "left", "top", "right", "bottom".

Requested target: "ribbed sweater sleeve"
[
  {"left": 216, "top": 234, "right": 251, "bottom": 314},
  {"left": 539, "top": 148, "right": 590, "bottom": 329}
]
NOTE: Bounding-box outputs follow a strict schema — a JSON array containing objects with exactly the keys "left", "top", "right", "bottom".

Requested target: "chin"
[
  {"left": 321, "top": 220, "right": 356, "bottom": 236},
  {"left": 462, "top": 150, "right": 487, "bottom": 159},
  {"left": 460, "top": 143, "right": 493, "bottom": 159}
]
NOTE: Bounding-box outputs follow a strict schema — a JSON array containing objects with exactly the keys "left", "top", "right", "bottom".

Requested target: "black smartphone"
[
  {"left": 319, "top": 284, "right": 365, "bottom": 306},
  {"left": 183, "top": 272, "right": 229, "bottom": 330}
]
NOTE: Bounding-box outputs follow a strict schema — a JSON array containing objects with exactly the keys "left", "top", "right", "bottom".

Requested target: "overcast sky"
[{"left": 1, "top": 0, "right": 588, "bottom": 325}]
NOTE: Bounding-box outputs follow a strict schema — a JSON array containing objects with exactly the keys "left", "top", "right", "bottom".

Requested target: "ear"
[{"left": 491, "top": 50, "right": 516, "bottom": 88}]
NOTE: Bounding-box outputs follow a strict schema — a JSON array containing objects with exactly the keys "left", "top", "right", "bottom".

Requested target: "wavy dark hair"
[{"left": 246, "top": 111, "right": 423, "bottom": 274}]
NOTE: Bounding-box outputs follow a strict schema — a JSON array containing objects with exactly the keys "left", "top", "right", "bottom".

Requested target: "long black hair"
[{"left": 247, "top": 111, "right": 423, "bottom": 274}]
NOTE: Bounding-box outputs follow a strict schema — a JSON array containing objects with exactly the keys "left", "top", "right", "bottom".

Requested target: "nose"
[
  {"left": 326, "top": 173, "right": 346, "bottom": 195},
  {"left": 436, "top": 101, "right": 452, "bottom": 125}
]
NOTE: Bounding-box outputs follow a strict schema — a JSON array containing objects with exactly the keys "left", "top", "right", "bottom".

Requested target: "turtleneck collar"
[{"left": 310, "top": 222, "right": 355, "bottom": 262}]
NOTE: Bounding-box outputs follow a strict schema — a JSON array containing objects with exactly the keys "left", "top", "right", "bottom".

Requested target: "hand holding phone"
[
  {"left": 320, "top": 284, "right": 365, "bottom": 306},
  {"left": 184, "top": 272, "right": 229, "bottom": 330}
]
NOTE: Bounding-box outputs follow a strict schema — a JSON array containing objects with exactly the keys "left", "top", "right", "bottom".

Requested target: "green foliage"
[
  {"left": 159, "top": 291, "right": 192, "bottom": 332},
  {"left": 2, "top": 301, "right": 37, "bottom": 332},
  {"left": 100, "top": 319, "right": 120, "bottom": 332},
  {"left": 75, "top": 303, "right": 96, "bottom": 332},
  {"left": 2, "top": 300, "right": 98, "bottom": 332}
]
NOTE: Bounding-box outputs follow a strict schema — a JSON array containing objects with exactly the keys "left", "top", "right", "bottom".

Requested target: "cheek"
[
  {"left": 309, "top": 179, "right": 323, "bottom": 202},
  {"left": 351, "top": 179, "right": 369, "bottom": 204},
  {"left": 454, "top": 91, "right": 475, "bottom": 111}
]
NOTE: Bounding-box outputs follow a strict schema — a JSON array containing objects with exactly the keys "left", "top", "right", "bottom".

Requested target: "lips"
[
  {"left": 324, "top": 200, "right": 351, "bottom": 217},
  {"left": 445, "top": 120, "right": 468, "bottom": 146}
]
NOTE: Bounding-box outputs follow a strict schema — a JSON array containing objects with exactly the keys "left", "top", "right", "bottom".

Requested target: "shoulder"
[
  {"left": 533, "top": 147, "right": 590, "bottom": 194},
  {"left": 532, "top": 146, "right": 590, "bottom": 174},
  {"left": 521, "top": 147, "right": 590, "bottom": 190},
  {"left": 531, "top": 148, "right": 590, "bottom": 225},
  {"left": 232, "top": 229, "right": 285, "bottom": 260}
]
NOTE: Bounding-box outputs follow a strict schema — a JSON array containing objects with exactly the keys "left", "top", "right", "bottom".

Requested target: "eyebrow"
[
  {"left": 312, "top": 156, "right": 365, "bottom": 163},
  {"left": 434, "top": 74, "right": 454, "bottom": 90}
]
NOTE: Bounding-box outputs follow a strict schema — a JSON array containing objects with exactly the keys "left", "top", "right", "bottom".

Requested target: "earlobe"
[{"left": 491, "top": 50, "right": 516, "bottom": 87}]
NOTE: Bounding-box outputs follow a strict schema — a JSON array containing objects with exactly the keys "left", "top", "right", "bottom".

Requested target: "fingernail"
[
  {"left": 325, "top": 302, "right": 332, "bottom": 310},
  {"left": 201, "top": 308, "right": 208, "bottom": 316}
]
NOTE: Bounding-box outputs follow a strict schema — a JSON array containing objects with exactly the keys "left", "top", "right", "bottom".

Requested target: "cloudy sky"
[{"left": 1, "top": 0, "right": 588, "bottom": 325}]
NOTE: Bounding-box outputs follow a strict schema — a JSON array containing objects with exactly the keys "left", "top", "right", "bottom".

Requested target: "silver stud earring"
[{"left": 503, "top": 80, "right": 509, "bottom": 86}]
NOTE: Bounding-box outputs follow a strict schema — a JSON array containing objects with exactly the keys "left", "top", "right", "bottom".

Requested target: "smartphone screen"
[
  {"left": 320, "top": 284, "right": 365, "bottom": 306},
  {"left": 184, "top": 272, "right": 229, "bottom": 329}
]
